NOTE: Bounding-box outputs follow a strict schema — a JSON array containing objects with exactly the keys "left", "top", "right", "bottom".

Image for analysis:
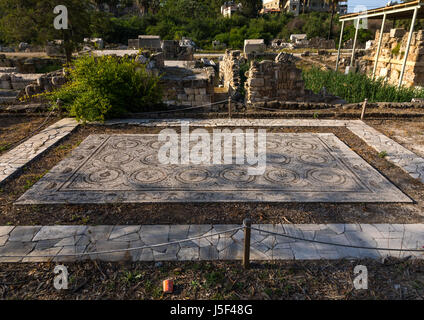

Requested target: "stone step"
[
  {"left": 0, "top": 89, "right": 19, "bottom": 96},
  {"left": 0, "top": 67, "right": 17, "bottom": 73},
  {"left": 0, "top": 95, "right": 18, "bottom": 103}
]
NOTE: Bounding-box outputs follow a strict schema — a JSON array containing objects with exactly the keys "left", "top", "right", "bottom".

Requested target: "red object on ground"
[{"left": 163, "top": 279, "right": 174, "bottom": 293}]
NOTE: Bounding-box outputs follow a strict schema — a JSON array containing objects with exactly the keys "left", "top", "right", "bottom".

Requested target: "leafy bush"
[
  {"left": 46, "top": 55, "right": 163, "bottom": 122},
  {"left": 302, "top": 67, "right": 424, "bottom": 103}
]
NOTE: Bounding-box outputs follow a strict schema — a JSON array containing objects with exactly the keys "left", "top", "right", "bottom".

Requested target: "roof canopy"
[{"left": 340, "top": 0, "right": 424, "bottom": 21}]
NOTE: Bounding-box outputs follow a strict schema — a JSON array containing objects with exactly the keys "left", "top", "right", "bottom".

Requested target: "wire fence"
[
  {"left": 0, "top": 226, "right": 242, "bottom": 259},
  {"left": 247, "top": 225, "right": 424, "bottom": 253},
  {"left": 1, "top": 222, "right": 423, "bottom": 261}
]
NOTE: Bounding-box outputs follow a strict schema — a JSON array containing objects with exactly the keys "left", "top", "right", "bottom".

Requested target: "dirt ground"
[
  {"left": 0, "top": 258, "right": 423, "bottom": 300},
  {"left": 1, "top": 123, "right": 423, "bottom": 226},
  {"left": 0, "top": 115, "right": 61, "bottom": 155},
  {"left": 369, "top": 119, "right": 424, "bottom": 158},
  {"left": 1, "top": 52, "right": 50, "bottom": 58}
]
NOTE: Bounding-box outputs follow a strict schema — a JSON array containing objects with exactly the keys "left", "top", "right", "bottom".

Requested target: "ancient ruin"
[
  {"left": 362, "top": 29, "right": 424, "bottom": 87},
  {"left": 245, "top": 53, "right": 305, "bottom": 104}
]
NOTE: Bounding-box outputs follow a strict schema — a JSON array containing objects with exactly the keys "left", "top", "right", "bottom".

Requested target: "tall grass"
[{"left": 302, "top": 67, "right": 424, "bottom": 103}]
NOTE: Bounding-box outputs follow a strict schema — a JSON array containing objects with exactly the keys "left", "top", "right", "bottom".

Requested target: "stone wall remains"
[
  {"left": 362, "top": 28, "right": 424, "bottom": 87},
  {"left": 161, "top": 67, "right": 215, "bottom": 107},
  {"left": 0, "top": 55, "right": 62, "bottom": 74},
  {"left": 219, "top": 50, "right": 242, "bottom": 92},
  {"left": 24, "top": 70, "right": 66, "bottom": 98},
  {"left": 245, "top": 53, "right": 305, "bottom": 104},
  {"left": 162, "top": 40, "right": 194, "bottom": 61}
]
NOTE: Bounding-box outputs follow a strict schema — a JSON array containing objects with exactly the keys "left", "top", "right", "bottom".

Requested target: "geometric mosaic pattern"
[{"left": 16, "top": 133, "right": 411, "bottom": 204}]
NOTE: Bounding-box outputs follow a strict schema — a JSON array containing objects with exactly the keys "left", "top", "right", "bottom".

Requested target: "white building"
[
  {"left": 221, "top": 1, "right": 243, "bottom": 18},
  {"left": 290, "top": 34, "right": 307, "bottom": 43}
]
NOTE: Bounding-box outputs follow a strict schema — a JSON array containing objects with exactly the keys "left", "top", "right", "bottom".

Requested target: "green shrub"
[
  {"left": 302, "top": 67, "right": 424, "bottom": 103},
  {"left": 46, "top": 55, "right": 163, "bottom": 122},
  {"left": 391, "top": 43, "right": 401, "bottom": 56}
]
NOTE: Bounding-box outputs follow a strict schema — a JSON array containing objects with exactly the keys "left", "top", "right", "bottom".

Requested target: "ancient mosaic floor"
[{"left": 16, "top": 132, "right": 411, "bottom": 204}]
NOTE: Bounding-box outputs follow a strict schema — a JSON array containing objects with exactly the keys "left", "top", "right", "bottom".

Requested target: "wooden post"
[
  {"left": 361, "top": 98, "right": 368, "bottom": 120},
  {"left": 243, "top": 218, "right": 251, "bottom": 269}
]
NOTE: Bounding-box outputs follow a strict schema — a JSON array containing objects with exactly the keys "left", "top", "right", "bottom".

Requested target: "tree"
[
  {"left": 0, "top": 0, "right": 92, "bottom": 62},
  {"left": 239, "top": 0, "right": 262, "bottom": 18},
  {"left": 325, "top": 0, "right": 340, "bottom": 40}
]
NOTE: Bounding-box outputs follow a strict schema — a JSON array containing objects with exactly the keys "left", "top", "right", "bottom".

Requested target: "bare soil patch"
[
  {"left": 0, "top": 124, "right": 423, "bottom": 225},
  {"left": 0, "top": 258, "right": 423, "bottom": 300},
  {"left": 0, "top": 115, "right": 61, "bottom": 155},
  {"left": 368, "top": 119, "right": 424, "bottom": 158}
]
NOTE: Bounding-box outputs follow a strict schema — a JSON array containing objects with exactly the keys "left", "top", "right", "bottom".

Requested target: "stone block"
[
  {"left": 138, "top": 35, "right": 161, "bottom": 50},
  {"left": 248, "top": 78, "right": 264, "bottom": 87},
  {"left": 390, "top": 28, "right": 406, "bottom": 38}
]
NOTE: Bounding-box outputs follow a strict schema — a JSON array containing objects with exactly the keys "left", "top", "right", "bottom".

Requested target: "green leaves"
[
  {"left": 47, "top": 55, "right": 163, "bottom": 122},
  {"left": 302, "top": 67, "right": 424, "bottom": 103}
]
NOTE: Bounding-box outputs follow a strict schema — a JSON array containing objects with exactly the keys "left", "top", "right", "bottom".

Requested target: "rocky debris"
[
  {"left": 162, "top": 40, "right": 194, "bottom": 61},
  {"left": 18, "top": 42, "right": 29, "bottom": 51},
  {"left": 23, "top": 69, "right": 66, "bottom": 98},
  {"left": 270, "top": 39, "right": 293, "bottom": 50},
  {"left": 83, "top": 38, "right": 104, "bottom": 49},
  {"left": 46, "top": 40, "right": 65, "bottom": 57},
  {"left": 275, "top": 52, "right": 296, "bottom": 64},
  {"left": 135, "top": 50, "right": 164, "bottom": 76}
]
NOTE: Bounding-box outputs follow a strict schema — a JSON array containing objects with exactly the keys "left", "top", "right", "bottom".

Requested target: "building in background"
[
  {"left": 221, "top": 1, "right": 243, "bottom": 17},
  {"left": 261, "top": 0, "right": 348, "bottom": 16}
]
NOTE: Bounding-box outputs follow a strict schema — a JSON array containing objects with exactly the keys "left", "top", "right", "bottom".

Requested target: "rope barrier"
[{"left": 135, "top": 99, "right": 230, "bottom": 115}]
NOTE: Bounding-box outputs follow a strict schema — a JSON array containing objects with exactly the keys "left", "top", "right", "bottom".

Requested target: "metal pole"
[
  {"left": 228, "top": 86, "right": 232, "bottom": 119},
  {"left": 372, "top": 13, "right": 387, "bottom": 79},
  {"left": 336, "top": 20, "right": 345, "bottom": 71},
  {"left": 228, "top": 96, "right": 232, "bottom": 119},
  {"left": 242, "top": 218, "right": 251, "bottom": 269},
  {"left": 350, "top": 18, "right": 360, "bottom": 67},
  {"left": 398, "top": 7, "right": 418, "bottom": 88}
]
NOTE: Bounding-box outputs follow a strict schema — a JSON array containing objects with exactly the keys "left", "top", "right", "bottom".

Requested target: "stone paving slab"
[
  {"left": 0, "top": 224, "right": 423, "bottom": 262},
  {"left": 347, "top": 123, "right": 424, "bottom": 183},
  {"left": 0, "top": 118, "right": 78, "bottom": 185}
]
